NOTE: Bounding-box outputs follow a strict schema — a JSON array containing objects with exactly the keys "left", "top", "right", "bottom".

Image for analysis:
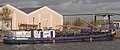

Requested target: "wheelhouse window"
[{"left": 18, "top": 24, "right": 38, "bottom": 30}]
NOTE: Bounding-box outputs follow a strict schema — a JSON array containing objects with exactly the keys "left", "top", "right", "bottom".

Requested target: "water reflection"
[{"left": 0, "top": 39, "right": 120, "bottom": 50}]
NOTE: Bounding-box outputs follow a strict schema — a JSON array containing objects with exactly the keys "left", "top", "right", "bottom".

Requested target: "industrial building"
[{"left": 0, "top": 4, "right": 63, "bottom": 30}]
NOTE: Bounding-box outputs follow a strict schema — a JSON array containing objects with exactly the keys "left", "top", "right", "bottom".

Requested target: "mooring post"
[
  {"left": 94, "top": 15, "right": 97, "bottom": 26},
  {"left": 108, "top": 15, "right": 111, "bottom": 24}
]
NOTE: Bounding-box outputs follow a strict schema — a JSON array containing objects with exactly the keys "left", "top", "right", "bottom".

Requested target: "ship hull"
[{"left": 4, "top": 33, "right": 115, "bottom": 44}]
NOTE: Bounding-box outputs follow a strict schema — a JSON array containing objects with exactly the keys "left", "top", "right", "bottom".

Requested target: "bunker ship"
[{"left": 3, "top": 22, "right": 116, "bottom": 44}]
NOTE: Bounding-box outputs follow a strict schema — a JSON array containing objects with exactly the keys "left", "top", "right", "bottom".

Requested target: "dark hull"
[{"left": 4, "top": 35, "right": 114, "bottom": 44}]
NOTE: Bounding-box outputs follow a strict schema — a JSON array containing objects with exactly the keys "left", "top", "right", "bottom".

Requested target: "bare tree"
[
  {"left": 0, "top": 6, "right": 13, "bottom": 31},
  {"left": 0, "top": 7, "right": 13, "bottom": 19}
]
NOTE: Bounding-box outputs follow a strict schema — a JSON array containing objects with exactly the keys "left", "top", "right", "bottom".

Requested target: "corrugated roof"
[
  {"left": 63, "top": 13, "right": 120, "bottom": 16},
  {"left": 19, "top": 7, "right": 42, "bottom": 14}
]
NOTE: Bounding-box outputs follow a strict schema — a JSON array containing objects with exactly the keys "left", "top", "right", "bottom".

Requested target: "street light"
[{"left": 33, "top": 17, "right": 35, "bottom": 29}]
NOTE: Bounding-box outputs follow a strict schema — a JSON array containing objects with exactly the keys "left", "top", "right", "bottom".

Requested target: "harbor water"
[{"left": 0, "top": 39, "right": 120, "bottom": 50}]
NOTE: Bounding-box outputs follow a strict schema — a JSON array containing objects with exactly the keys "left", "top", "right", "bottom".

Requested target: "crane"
[{"left": 79, "top": 18, "right": 100, "bottom": 31}]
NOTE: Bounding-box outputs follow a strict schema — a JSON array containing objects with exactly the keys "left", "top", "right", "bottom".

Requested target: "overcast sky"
[
  {"left": 0, "top": 0, "right": 120, "bottom": 20},
  {"left": 1, "top": 0, "right": 120, "bottom": 14}
]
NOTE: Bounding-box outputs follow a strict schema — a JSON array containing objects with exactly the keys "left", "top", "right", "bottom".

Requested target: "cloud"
[
  {"left": 48, "top": 0, "right": 120, "bottom": 14},
  {"left": 1, "top": 0, "right": 120, "bottom": 14}
]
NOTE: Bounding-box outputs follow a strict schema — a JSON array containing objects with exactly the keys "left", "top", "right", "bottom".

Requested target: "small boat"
[{"left": 3, "top": 29, "right": 116, "bottom": 44}]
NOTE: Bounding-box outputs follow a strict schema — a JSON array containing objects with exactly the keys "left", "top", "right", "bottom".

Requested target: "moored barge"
[{"left": 3, "top": 29, "right": 116, "bottom": 44}]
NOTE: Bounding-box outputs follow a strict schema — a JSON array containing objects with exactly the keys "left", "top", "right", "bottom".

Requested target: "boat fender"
[
  {"left": 90, "top": 38, "right": 92, "bottom": 42},
  {"left": 47, "top": 36, "right": 50, "bottom": 40},
  {"left": 53, "top": 40, "right": 55, "bottom": 44},
  {"left": 90, "top": 35, "right": 93, "bottom": 42}
]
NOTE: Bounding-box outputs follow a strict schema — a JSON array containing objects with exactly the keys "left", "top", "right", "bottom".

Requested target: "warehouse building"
[{"left": 0, "top": 4, "right": 63, "bottom": 30}]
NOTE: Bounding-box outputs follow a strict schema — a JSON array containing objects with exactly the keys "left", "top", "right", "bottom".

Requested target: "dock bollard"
[{"left": 90, "top": 38, "right": 92, "bottom": 42}]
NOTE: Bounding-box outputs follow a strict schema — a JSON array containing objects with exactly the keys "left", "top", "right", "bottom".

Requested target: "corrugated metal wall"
[
  {"left": 63, "top": 15, "right": 93, "bottom": 26},
  {"left": 63, "top": 16, "right": 81, "bottom": 25}
]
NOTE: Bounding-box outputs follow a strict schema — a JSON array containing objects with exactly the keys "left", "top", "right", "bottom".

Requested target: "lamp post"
[
  {"left": 31, "top": 17, "right": 35, "bottom": 38},
  {"left": 33, "top": 17, "right": 35, "bottom": 29}
]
